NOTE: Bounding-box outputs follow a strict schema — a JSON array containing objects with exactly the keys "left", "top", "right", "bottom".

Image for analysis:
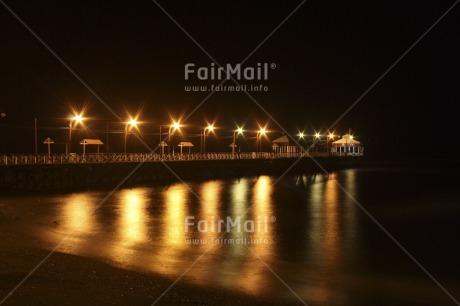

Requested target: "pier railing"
[{"left": 0, "top": 151, "right": 362, "bottom": 166}]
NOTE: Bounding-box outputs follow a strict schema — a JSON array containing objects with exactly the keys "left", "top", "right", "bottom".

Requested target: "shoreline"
[{"left": 0, "top": 216, "right": 289, "bottom": 306}]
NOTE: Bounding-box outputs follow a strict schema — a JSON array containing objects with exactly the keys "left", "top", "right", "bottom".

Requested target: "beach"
[{"left": 0, "top": 214, "right": 284, "bottom": 306}]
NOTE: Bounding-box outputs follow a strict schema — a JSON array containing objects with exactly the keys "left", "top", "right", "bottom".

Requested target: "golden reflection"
[
  {"left": 305, "top": 171, "right": 358, "bottom": 304},
  {"left": 117, "top": 188, "right": 149, "bottom": 245},
  {"left": 184, "top": 180, "right": 225, "bottom": 285},
  {"left": 308, "top": 174, "right": 340, "bottom": 269},
  {"left": 309, "top": 177, "right": 324, "bottom": 248},
  {"left": 252, "top": 176, "right": 273, "bottom": 247},
  {"left": 164, "top": 183, "right": 188, "bottom": 245},
  {"left": 304, "top": 175, "right": 339, "bottom": 305},
  {"left": 231, "top": 178, "right": 249, "bottom": 216},
  {"left": 181, "top": 178, "right": 253, "bottom": 288},
  {"left": 63, "top": 194, "right": 95, "bottom": 233},
  {"left": 253, "top": 176, "right": 270, "bottom": 209},
  {"left": 215, "top": 178, "right": 250, "bottom": 287},
  {"left": 58, "top": 193, "right": 97, "bottom": 254},
  {"left": 62, "top": 194, "right": 95, "bottom": 232},
  {"left": 344, "top": 169, "right": 356, "bottom": 196},
  {"left": 46, "top": 171, "right": 360, "bottom": 300},
  {"left": 199, "top": 180, "right": 223, "bottom": 242},
  {"left": 295, "top": 174, "right": 309, "bottom": 187},
  {"left": 147, "top": 183, "right": 190, "bottom": 275},
  {"left": 107, "top": 188, "right": 150, "bottom": 264},
  {"left": 252, "top": 176, "right": 273, "bottom": 244},
  {"left": 322, "top": 175, "right": 339, "bottom": 267},
  {"left": 200, "top": 180, "right": 222, "bottom": 219},
  {"left": 230, "top": 178, "right": 249, "bottom": 245},
  {"left": 343, "top": 170, "right": 358, "bottom": 243},
  {"left": 238, "top": 175, "right": 275, "bottom": 295}
]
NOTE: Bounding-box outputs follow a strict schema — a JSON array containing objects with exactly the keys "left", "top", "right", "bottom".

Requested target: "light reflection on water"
[
  {"left": 117, "top": 188, "right": 149, "bottom": 245},
  {"left": 57, "top": 193, "right": 99, "bottom": 255},
  {"left": 25, "top": 168, "right": 458, "bottom": 305},
  {"left": 155, "top": 183, "right": 189, "bottom": 273},
  {"left": 110, "top": 188, "right": 151, "bottom": 264},
  {"left": 164, "top": 184, "right": 188, "bottom": 246},
  {"left": 62, "top": 193, "right": 97, "bottom": 234},
  {"left": 43, "top": 173, "right": 349, "bottom": 302}
]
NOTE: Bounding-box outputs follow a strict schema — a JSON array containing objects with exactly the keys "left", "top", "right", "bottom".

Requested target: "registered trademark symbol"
[
  {"left": 270, "top": 216, "right": 276, "bottom": 222},
  {"left": 270, "top": 63, "right": 276, "bottom": 69}
]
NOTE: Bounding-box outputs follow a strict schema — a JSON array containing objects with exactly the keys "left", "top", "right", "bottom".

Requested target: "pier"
[
  {"left": 0, "top": 151, "right": 364, "bottom": 166},
  {"left": 0, "top": 152, "right": 362, "bottom": 193}
]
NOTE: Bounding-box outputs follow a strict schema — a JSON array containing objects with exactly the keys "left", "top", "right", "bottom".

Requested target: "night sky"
[{"left": 1, "top": 1, "right": 459, "bottom": 159}]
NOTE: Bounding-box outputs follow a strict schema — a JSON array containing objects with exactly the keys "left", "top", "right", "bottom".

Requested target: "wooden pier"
[{"left": 0, "top": 152, "right": 362, "bottom": 193}]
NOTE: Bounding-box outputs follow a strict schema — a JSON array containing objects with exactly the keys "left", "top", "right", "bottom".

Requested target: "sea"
[{"left": 1, "top": 163, "right": 459, "bottom": 305}]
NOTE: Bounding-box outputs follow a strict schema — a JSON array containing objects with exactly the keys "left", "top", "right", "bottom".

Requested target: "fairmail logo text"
[{"left": 184, "top": 62, "right": 275, "bottom": 81}]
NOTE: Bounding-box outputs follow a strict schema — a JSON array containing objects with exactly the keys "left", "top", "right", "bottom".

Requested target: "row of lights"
[
  {"left": 297, "top": 131, "right": 352, "bottom": 141},
  {"left": 68, "top": 112, "right": 350, "bottom": 154},
  {"left": 68, "top": 113, "right": 266, "bottom": 154}
]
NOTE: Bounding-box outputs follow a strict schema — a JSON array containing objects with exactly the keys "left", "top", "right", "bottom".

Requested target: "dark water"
[{"left": 1, "top": 166, "right": 459, "bottom": 305}]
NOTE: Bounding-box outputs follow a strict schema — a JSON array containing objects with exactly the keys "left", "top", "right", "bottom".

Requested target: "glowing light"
[
  {"left": 72, "top": 114, "right": 83, "bottom": 123},
  {"left": 328, "top": 133, "right": 335, "bottom": 139},
  {"left": 128, "top": 119, "right": 137, "bottom": 127},
  {"left": 350, "top": 135, "right": 354, "bottom": 139},
  {"left": 314, "top": 132, "right": 321, "bottom": 139},
  {"left": 171, "top": 121, "right": 181, "bottom": 131},
  {"left": 232, "top": 127, "right": 244, "bottom": 156},
  {"left": 259, "top": 128, "right": 266, "bottom": 135},
  {"left": 206, "top": 124, "right": 214, "bottom": 132},
  {"left": 297, "top": 132, "right": 305, "bottom": 139}
]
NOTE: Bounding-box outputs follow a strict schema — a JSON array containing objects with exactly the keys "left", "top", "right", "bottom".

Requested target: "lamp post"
[
  {"left": 159, "top": 125, "right": 166, "bottom": 156},
  {"left": 312, "top": 132, "right": 321, "bottom": 153},
  {"left": 158, "top": 125, "right": 164, "bottom": 154},
  {"left": 0, "top": 110, "right": 6, "bottom": 155},
  {"left": 124, "top": 118, "right": 137, "bottom": 153},
  {"left": 201, "top": 124, "right": 214, "bottom": 154},
  {"left": 256, "top": 128, "right": 266, "bottom": 153},
  {"left": 68, "top": 114, "right": 83, "bottom": 155},
  {"left": 327, "top": 132, "right": 336, "bottom": 155},
  {"left": 232, "top": 127, "right": 243, "bottom": 158},
  {"left": 297, "top": 132, "right": 305, "bottom": 153},
  {"left": 168, "top": 121, "right": 180, "bottom": 153}
]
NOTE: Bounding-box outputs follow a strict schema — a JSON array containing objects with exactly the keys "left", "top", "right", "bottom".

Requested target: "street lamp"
[
  {"left": 327, "top": 132, "right": 336, "bottom": 154},
  {"left": 256, "top": 128, "right": 266, "bottom": 152},
  {"left": 297, "top": 131, "right": 305, "bottom": 153},
  {"left": 201, "top": 124, "right": 214, "bottom": 154},
  {"left": 232, "top": 127, "right": 244, "bottom": 158},
  {"left": 68, "top": 114, "right": 83, "bottom": 155},
  {"left": 168, "top": 121, "right": 181, "bottom": 153},
  {"left": 124, "top": 118, "right": 138, "bottom": 153},
  {"left": 312, "top": 132, "right": 321, "bottom": 153},
  {"left": 1, "top": 111, "right": 7, "bottom": 155}
]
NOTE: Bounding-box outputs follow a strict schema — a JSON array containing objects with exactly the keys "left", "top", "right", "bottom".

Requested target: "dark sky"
[{"left": 1, "top": 1, "right": 459, "bottom": 158}]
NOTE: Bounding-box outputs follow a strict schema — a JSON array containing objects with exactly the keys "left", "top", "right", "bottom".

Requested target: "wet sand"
[{"left": 0, "top": 215, "right": 286, "bottom": 306}]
